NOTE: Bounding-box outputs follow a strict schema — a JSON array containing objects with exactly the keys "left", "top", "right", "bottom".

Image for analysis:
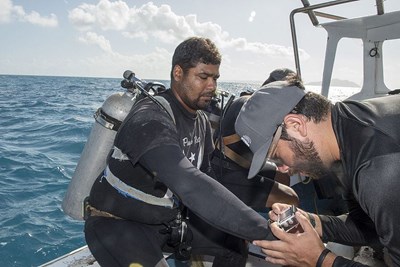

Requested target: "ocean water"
[
  {"left": 0, "top": 74, "right": 361, "bottom": 267},
  {"left": 0, "top": 75, "right": 119, "bottom": 267},
  {"left": 0, "top": 74, "right": 265, "bottom": 267}
]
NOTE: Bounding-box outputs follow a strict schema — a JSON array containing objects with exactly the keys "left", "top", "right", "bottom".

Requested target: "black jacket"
[{"left": 322, "top": 94, "right": 400, "bottom": 266}]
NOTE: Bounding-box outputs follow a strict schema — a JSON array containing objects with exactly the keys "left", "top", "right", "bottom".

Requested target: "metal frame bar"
[
  {"left": 290, "top": 0, "right": 360, "bottom": 78},
  {"left": 376, "top": 0, "right": 384, "bottom": 15}
]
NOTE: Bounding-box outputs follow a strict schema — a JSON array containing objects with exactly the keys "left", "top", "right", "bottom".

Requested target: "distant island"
[{"left": 306, "top": 78, "right": 360, "bottom": 88}]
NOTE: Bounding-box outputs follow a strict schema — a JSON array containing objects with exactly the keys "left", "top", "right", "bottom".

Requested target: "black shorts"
[{"left": 85, "top": 214, "right": 248, "bottom": 267}]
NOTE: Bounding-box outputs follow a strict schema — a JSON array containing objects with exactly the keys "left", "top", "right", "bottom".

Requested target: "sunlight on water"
[{"left": 306, "top": 85, "right": 362, "bottom": 103}]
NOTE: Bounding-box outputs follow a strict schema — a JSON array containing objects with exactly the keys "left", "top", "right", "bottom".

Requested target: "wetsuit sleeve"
[
  {"left": 319, "top": 213, "right": 377, "bottom": 246},
  {"left": 140, "top": 145, "right": 271, "bottom": 241},
  {"left": 320, "top": 197, "right": 378, "bottom": 246},
  {"left": 321, "top": 155, "right": 400, "bottom": 266},
  {"left": 200, "top": 153, "right": 215, "bottom": 177},
  {"left": 320, "top": 213, "right": 374, "bottom": 267},
  {"left": 357, "top": 155, "right": 400, "bottom": 265},
  {"left": 332, "top": 256, "right": 368, "bottom": 267}
]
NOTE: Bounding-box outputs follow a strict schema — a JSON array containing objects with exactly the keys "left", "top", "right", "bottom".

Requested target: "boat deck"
[
  {"left": 40, "top": 244, "right": 280, "bottom": 267},
  {"left": 40, "top": 243, "right": 390, "bottom": 267}
]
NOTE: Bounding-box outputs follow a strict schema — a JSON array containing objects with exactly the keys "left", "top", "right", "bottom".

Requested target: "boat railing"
[
  {"left": 290, "top": 0, "right": 400, "bottom": 100},
  {"left": 290, "top": 0, "right": 359, "bottom": 79}
]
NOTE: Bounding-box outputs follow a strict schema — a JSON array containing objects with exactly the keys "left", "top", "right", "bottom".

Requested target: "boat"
[
  {"left": 42, "top": 0, "right": 400, "bottom": 266},
  {"left": 291, "top": 0, "right": 400, "bottom": 100}
]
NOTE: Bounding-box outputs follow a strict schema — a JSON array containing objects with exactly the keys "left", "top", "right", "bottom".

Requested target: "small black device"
[{"left": 277, "top": 205, "right": 300, "bottom": 233}]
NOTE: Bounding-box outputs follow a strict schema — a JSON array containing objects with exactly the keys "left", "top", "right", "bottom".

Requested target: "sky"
[{"left": 1, "top": 0, "right": 400, "bottom": 88}]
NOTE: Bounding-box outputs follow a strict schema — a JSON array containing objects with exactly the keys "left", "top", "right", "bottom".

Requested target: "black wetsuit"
[
  {"left": 211, "top": 96, "right": 276, "bottom": 211},
  {"left": 320, "top": 94, "right": 400, "bottom": 266},
  {"left": 84, "top": 89, "right": 271, "bottom": 267}
]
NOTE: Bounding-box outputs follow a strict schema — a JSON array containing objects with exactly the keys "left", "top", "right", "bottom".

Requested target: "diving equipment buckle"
[{"left": 160, "top": 211, "right": 192, "bottom": 261}]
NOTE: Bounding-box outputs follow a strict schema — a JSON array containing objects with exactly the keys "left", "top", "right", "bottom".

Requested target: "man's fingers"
[
  {"left": 271, "top": 202, "right": 291, "bottom": 213},
  {"left": 268, "top": 210, "right": 278, "bottom": 222},
  {"left": 270, "top": 221, "right": 288, "bottom": 239},
  {"left": 252, "top": 239, "right": 291, "bottom": 266},
  {"left": 296, "top": 211, "right": 314, "bottom": 232}
]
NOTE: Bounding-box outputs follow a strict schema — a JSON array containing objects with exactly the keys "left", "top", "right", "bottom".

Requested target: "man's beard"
[
  {"left": 289, "top": 137, "right": 329, "bottom": 179},
  {"left": 180, "top": 81, "right": 213, "bottom": 111}
]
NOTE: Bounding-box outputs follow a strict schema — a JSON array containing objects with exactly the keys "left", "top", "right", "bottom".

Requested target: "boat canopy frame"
[{"left": 290, "top": 0, "right": 400, "bottom": 99}]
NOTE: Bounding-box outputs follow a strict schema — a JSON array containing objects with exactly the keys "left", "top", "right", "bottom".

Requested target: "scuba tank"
[{"left": 62, "top": 71, "right": 166, "bottom": 220}]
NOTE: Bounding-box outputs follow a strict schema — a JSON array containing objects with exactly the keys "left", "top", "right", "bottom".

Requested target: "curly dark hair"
[
  {"left": 278, "top": 75, "right": 330, "bottom": 123},
  {"left": 292, "top": 92, "right": 332, "bottom": 122},
  {"left": 281, "top": 91, "right": 333, "bottom": 140},
  {"left": 170, "top": 37, "right": 221, "bottom": 80}
]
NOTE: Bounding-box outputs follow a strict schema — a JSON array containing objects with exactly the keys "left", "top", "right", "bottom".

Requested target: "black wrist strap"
[{"left": 316, "top": 248, "right": 330, "bottom": 267}]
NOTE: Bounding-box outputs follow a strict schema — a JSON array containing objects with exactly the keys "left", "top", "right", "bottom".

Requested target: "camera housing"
[{"left": 277, "top": 205, "right": 300, "bottom": 233}]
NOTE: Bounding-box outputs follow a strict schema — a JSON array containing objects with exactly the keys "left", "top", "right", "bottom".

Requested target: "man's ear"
[
  {"left": 173, "top": 65, "right": 183, "bottom": 81},
  {"left": 283, "top": 114, "right": 307, "bottom": 137}
]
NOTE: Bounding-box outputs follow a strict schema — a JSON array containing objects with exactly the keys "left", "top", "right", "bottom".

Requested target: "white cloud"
[
  {"left": 220, "top": 38, "right": 310, "bottom": 60},
  {"left": 78, "top": 31, "right": 113, "bottom": 53},
  {"left": 14, "top": 7, "right": 58, "bottom": 27},
  {"left": 69, "top": 0, "right": 130, "bottom": 31},
  {"left": 68, "top": 4, "right": 97, "bottom": 31},
  {"left": 0, "top": 0, "right": 58, "bottom": 27},
  {"left": 248, "top": 11, "right": 256, "bottom": 22},
  {"left": 68, "top": 0, "right": 307, "bottom": 59},
  {"left": 0, "top": 0, "right": 13, "bottom": 23},
  {"left": 96, "top": 0, "right": 129, "bottom": 30}
]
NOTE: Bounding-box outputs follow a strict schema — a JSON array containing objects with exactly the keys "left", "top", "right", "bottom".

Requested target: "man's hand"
[
  {"left": 268, "top": 203, "right": 322, "bottom": 237},
  {"left": 253, "top": 210, "right": 328, "bottom": 266},
  {"left": 268, "top": 203, "right": 291, "bottom": 223}
]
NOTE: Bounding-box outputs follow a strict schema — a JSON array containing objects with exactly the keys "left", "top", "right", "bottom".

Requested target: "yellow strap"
[
  {"left": 216, "top": 138, "right": 251, "bottom": 169},
  {"left": 86, "top": 204, "right": 122, "bottom": 220},
  {"left": 221, "top": 133, "right": 242, "bottom": 145}
]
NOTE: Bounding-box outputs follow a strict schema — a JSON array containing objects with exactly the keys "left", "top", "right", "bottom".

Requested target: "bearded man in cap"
[{"left": 235, "top": 81, "right": 400, "bottom": 267}]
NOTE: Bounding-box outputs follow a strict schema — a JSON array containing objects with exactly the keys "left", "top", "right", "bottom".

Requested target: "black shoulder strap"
[{"left": 154, "top": 95, "right": 176, "bottom": 125}]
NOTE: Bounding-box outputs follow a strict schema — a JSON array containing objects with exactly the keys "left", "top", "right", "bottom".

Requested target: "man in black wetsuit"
[
  {"left": 84, "top": 37, "right": 272, "bottom": 267},
  {"left": 235, "top": 81, "right": 400, "bottom": 266},
  {"left": 211, "top": 68, "right": 299, "bottom": 211}
]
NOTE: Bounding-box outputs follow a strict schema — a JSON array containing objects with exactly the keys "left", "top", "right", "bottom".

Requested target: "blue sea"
[{"left": 0, "top": 74, "right": 264, "bottom": 267}]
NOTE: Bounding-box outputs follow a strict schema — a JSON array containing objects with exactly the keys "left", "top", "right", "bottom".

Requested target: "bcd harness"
[
  {"left": 214, "top": 133, "right": 251, "bottom": 170},
  {"left": 102, "top": 95, "right": 179, "bottom": 208},
  {"left": 212, "top": 93, "right": 253, "bottom": 172},
  {"left": 99, "top": 94, "right": 193, "bottom": 260}
]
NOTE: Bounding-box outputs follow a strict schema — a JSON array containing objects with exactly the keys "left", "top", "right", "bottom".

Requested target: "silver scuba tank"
[
  {"left": 62, "top": 88, "right": 139, "bottom": 220},
  {"left": 62, "top": 71, "right": 166, "bottom": 220}
]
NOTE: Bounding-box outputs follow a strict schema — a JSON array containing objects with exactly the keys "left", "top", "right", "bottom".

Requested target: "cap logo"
[{"left": 241, "top": 135, "right": 251, "bottom": 147}]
